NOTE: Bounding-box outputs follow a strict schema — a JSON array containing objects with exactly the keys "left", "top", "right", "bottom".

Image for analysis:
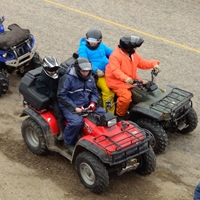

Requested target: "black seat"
[
  {"left": 0, "top": 24, "right": 30, "bottom": 51},
  {"left": 19, "top": 67, "right": 50, "bottom": 110}
]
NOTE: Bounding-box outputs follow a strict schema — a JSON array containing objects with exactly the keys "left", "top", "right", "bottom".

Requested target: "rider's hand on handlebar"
[
  {"left": 96, "top": 69, "right": 104, "bottom": 77},
  {"left": 86, "top": 102, "right": 96, "bottom": 111},
  {"left": 125, "top": 77, "right": 133, "bottom": 84},
  {"left": 153, "top": 64, "right": 161, "bottom": 72},
  {"left": 76, "top": 106, "right": 84, "bottom": 113}
]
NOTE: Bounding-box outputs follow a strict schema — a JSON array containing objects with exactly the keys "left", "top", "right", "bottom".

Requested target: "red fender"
[{"left": 40, "top": 111, "right": 59, "bottom": 135}]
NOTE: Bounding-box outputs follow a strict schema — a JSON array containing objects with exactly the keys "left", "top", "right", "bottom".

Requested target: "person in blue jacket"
[
  {"left": 78, "top": 28, "right": 115, "bottom": 114},
  {"left": 194, "top": 181, "right": 200, "bottom": 200},
  {"left": 57, "top": 57, "right": 106, "bottom": 153}
]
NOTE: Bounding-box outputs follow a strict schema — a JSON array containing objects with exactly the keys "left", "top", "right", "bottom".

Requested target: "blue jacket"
[
  {"left": 78, "top": 37, "right": 113, "bottom": 73},
  {"left": 194, "top": 182, "right": 200, "bottom": 200},
  {"left": 57, "top": 65, "right": 99, "bottom": 112}
]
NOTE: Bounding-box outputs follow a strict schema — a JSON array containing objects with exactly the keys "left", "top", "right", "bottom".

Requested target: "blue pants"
[{"left": 60, "top": 105, "right": 106, "bottom": 145}]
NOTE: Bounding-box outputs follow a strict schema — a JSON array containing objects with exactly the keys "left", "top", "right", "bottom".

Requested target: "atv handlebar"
[
  {"left": 151, "top": 68, "right": 159, "bottom": 77},
  {"left": 133, "top": 69, "right": 159, "bottom": 85},
  {"left": 132, "top": 69, "right": 159, "bottom": 91},
  {"left": 73, "top": 109, "right": 93, "bottom": 116}
]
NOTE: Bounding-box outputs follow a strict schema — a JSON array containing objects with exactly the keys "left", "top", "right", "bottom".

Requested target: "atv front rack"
[
  {"left": 5, "top": 38, "right": 36, "bottom": 67},
  {"left": 150, "top": 87, "right": 193, "bottom": 117},
  {"left": 93, "top": 124, "right": 151, "bottom": 164}
]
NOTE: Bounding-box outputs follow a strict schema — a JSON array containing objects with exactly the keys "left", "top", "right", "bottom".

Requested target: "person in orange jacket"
[{"left": 105, "top": 35, "right": 161, "bottom": 119}]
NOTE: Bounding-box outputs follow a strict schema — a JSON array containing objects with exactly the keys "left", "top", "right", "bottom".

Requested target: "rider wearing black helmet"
[
  {"left": 85, "top": 28, "right": 102, "bottom": 50},
  {"left": 78, "top": 28, "right": 115, "bottom": 114},
  {"left": 74, "top": 57, "right": 93, "bottom": 81},
  {"left": 36, "top": 56, "right": 65, "bottom": 140},
  {"left": 105, "top": 35, "right": 161, "bottom": 120},
  {"left": 57, "top": 57, "right": 106, "bottom": 153},
  {"left": 119, "top": 35, "right": 144, "bottom": 56}
]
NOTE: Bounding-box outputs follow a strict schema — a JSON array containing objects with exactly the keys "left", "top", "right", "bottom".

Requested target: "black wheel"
[
  {"left": 0, "top": 70, "right": 9, "bottom": 96},
  {"left": 21, "top": 117, "right": 49, "bottom": 155},
  {"left": 75, "top": 151, "right": 109, "bottom": 194},
  {"left": 135, "top": 146, "right": 156, "bottom": 175},
  {"left": 136, "top": 118, "right": 168, "bottom": 154},
  {"left": 178, "top": 107, "right": 198, "bottom": 134},
  {"left": 17, "top": 51, "right": 42, "bottom": 77}
]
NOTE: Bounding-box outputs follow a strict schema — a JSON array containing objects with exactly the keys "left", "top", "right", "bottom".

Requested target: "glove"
[
  {"left": 125, "top": 77, "right": 133, "bottom": 84},
  {"left": 153, "top": 64, "right": 161, "bottom": 72},
  {"left": 96, "top": 69, "right": 104, "bottom": 77},
  {"left": 86, "top": 102, "right": 96, "bottom": 111},
  {"left": 79, "top": 106, "right": 84, "bottom": 110}
]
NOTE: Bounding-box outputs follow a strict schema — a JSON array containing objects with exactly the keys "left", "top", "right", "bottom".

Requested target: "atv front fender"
[
  {"left": 72, "top": 136, "right": 151, "bottom": 166},
  {"left": 130, "top": 106, "right": 164, "bottom": 121},
  {"left": 72, "top": 139, "right": 112, "bottom": 165}
]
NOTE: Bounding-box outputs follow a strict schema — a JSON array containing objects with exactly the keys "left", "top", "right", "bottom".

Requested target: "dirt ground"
[{"left": 1, "top": 0, "right": 200, "bottom": 200}]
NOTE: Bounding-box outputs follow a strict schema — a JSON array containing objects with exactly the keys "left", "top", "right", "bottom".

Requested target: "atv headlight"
[
  {"left": 107, "top": 118, "right": 117, "bottom": 127},
  {"left": 2, "top": 53, "right": 7, "bottom": 58},
  {"left": 100, "top": 112, "right": 117, "bottom": 127}
]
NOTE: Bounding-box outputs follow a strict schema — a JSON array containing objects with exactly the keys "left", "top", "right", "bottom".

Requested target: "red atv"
[{"left": 19, "top": 67, "right": 156, "bottom": 194}]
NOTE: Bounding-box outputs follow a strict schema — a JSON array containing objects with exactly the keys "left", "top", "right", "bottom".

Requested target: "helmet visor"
[
  {"left": 45, "top": 66, "right": 59, "bottom": 72},
  {"left": 86, "top": 37, "right": 100, "bottom": 44},
  {"left": 79, "top": 62, "right": 92, "bottom": 71}
]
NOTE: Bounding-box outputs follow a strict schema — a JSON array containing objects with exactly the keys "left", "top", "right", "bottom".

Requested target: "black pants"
[{"left": 52, "top": 99, "right": 65, "bottom": 133}]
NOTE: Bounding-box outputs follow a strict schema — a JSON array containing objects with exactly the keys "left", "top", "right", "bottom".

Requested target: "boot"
[
  {"left": 56, "top": 131, "right": 63, "bottom": 140},
  {"left": 64, "top": 143, "right": 74, "bottom": 154},
  {"left": 56, "top": 121, "right": 65, "bottom": 140}
]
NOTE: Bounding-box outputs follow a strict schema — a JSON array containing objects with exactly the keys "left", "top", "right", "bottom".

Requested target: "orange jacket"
[{"left": 105, "top": 46, "right": 159, "bottom": 89}]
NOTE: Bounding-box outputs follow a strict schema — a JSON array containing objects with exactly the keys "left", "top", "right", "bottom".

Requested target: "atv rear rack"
[{"left": 150, "top": 87, "right": 193, "bottom": 115}]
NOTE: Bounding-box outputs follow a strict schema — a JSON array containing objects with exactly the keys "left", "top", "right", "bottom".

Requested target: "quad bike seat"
[
  {"left": 19, "top": 67, "right": 50, "bottom": 110},
  {"left": 0, "top": 23, "right": 30, "bottom": 51}
]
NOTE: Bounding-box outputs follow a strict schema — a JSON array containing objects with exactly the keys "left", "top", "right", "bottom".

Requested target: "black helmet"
[
  {"left": 42, "top": 56, "right": 60, "bottom": 79},
  {"left": 86, "top": 28, "right": 102, "bottom": 50},
  {"left": 74, "top": 57, "right": 93, "bottom": 81},
  {"left": 119, "top": 35, "right": 144, "bottom": 53}
]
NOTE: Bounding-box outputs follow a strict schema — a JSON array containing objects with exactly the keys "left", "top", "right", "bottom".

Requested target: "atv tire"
[
  {"left": 178, "top": 107, "right": 198, "bottom": 134},
  {"left": 17, "top": 51, "right": 42, "bottom": 77},
  {"left": 75, "top": 151, "right": 109, "bottom": 194},
  {"left": 135, "top": 146, "right": 156, "bottom": 175},
  {"left": 21, "top": 117, "right": 49, "bottom": 155},
  {"left": 136, "top": 118, "right": 168, "bottom": 154},
  {"left": 0, "top": 71, "right": 9, "bottom": 96}
]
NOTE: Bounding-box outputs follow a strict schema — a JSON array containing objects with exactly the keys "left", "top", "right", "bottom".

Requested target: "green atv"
[
  {"left": 122, "top": 69, "right": 198, "bottom": 154},
  {"left": 60, "top": 54, "right": 198, "bottom": 154}
]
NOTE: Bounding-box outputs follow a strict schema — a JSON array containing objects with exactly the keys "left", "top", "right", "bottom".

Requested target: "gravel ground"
[{"left": 0, "top": 0, "right": 200, "bottom": 199}]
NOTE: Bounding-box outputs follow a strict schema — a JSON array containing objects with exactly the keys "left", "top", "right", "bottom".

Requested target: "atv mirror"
[
  {"left": 0, "top": 16, "right": 5, "bottom": 23},
  {"left": 0, "top": 15, "right": 5, "bottom": 33}
]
